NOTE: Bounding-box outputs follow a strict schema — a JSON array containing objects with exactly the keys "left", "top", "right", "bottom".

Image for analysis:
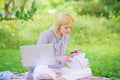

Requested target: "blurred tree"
[
  {"left": 74, "top": 0, "right": 120, "bottom": 18},
  {"left": 0, "top": 0, "right": 37, "bottom": 20},
  {"left": 2, "top": 0, "right": 15, "bottom": 18},
  {"left": 99, "top": 0, "right": 120, "bottom": 17},
  {"left": 16, "top": 0, "right": 37, "bottom": 20}
]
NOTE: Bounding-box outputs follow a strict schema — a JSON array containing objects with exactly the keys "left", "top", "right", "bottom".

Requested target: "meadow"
[{"left": 0, "top": 0, "right": 120, "bottom": 79}]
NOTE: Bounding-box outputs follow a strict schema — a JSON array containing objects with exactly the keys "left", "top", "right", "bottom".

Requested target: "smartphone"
[{"left": 70, "top": 50, "right": 80, "bottom": 54}]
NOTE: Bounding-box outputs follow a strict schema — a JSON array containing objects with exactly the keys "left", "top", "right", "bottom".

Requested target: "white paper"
[{"left": 67, "top": 53, "right": 89, "bottom": 69}]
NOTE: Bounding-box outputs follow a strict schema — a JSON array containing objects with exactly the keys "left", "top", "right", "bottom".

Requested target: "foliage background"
[{"left": 0, "top": 0, "right": 120, "bottom": 78}]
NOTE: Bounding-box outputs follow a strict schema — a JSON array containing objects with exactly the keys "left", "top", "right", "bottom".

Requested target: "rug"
[{"left": 11, "top": 73, "right": 119, "bottom": 80}]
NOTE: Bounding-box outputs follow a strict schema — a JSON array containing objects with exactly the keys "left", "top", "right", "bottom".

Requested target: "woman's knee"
[
  {"left": 33, "top": 65, "right": 56, "bottom": 80},
  {"left": 84, "top": 67, "right": 92, "bottom": 76},
  {"left": 33, "top": 65, "right": 49, "bottom": 79}
]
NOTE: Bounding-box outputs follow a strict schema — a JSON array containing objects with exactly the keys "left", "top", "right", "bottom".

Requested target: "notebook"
[{"left": 20, "top": 44, "right": 56, "bottom": 67}]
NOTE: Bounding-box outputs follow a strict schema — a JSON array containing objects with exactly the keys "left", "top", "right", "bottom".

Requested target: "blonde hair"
[{"left": 52, "top": 13, "right": 74, "bottom": 38}]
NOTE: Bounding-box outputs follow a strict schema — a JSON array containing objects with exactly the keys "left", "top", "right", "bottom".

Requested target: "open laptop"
[{"left": 20, "top": 44, "right": 56, "bottom": 67}]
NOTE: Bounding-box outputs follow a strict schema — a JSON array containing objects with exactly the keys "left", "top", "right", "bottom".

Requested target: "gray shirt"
[{"left": 37, "top": 29, "right": 69, "bottom": 69}]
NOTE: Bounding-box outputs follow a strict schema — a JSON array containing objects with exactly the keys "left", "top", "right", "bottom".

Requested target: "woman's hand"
[
  {"left": 69, "top": 49, "right": 80, "bottom": 57},
  {"left": 57, "top": 56, "right": 72, "bottom": 62}
]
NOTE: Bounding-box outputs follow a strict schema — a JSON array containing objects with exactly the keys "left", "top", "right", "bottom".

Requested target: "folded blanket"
[
  {"left": 0, "top": 71, "right": 27, "bottom": 80},
  {"left": 0, "top": 71, "right": 13, "bottom": 80}
]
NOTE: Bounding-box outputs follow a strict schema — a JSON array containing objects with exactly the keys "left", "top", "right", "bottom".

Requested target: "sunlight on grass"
[{"left": 0, "top": 49, "right": 28, "bottom": 73}]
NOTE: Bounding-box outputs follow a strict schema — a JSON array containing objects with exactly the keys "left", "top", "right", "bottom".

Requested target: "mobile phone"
[{"left": 70, "top": 50, "right": 80, "bottom": 54}]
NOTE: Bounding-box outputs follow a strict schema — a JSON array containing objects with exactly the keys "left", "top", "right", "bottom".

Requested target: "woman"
[{"left": 33, "top": 13, "right": 92, "bottom": 80}]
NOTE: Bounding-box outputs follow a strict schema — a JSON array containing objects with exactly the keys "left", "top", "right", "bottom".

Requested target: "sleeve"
[{"left": 37, "top": 31, "right": 48, "bottom": 44}]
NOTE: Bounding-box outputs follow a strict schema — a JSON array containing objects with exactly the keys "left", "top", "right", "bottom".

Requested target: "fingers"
[
  {"left": 66, "top": 56, "right": 72, "bottom": 62},
  {"left": 57, "top": 56, "right": 72, "bottom": 62}
]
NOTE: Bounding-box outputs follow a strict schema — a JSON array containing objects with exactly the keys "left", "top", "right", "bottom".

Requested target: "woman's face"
[{"left": 59, "top": 25, "right": 71, "bottom": 35}]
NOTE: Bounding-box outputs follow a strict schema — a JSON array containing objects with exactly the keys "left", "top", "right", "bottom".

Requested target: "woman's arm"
[{"left": 37, "top": 32, "right": 48, "bottom": 44}]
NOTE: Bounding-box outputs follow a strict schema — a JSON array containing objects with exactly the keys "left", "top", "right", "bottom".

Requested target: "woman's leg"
[
  {"left": 33, "top": 65, "right": 56, "bottom": 80},
  {"left": 26, "top": 66, "right": 35, "bottom": 79},
  {"left": 61, "top": 67, "right": 92, "bottom": 80}
]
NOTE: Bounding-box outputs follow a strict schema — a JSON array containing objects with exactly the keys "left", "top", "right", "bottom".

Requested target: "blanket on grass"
[{"left": 0, "top": 71, "right": 119, "bottom": 80}]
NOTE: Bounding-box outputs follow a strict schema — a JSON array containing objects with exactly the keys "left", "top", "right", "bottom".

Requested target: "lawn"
[{"left": 0, "top": 42, "right": 120, "bottom": 78}]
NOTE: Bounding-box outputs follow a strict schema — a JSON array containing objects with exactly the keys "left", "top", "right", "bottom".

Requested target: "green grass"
[
  {"left": 0, "top": 49, "right": 28, "bottom": 73},
  {"left": 85, "top": 45, "right": 120, "bottom": 78},
  {"left": 0, "top": 43, "right": 120, "bottom": 78}
]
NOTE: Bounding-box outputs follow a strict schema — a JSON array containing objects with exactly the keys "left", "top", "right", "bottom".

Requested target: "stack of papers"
[{"left": 67, "top": 53, "right": 89, "bottom": 69}]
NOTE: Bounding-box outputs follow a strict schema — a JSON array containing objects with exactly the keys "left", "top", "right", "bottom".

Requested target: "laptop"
[{"left": 20, "top": 44, "right": 56, "bottom": 67}]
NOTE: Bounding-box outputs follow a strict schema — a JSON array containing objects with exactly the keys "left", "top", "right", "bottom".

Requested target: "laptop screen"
[{"left": 20, "top": 44, "right": 56, "bottom": 67}]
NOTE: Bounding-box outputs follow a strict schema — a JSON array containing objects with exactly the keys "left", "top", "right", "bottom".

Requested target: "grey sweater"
[{"left": 37, "top": 29, "right": 69, "bottom": 69}]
